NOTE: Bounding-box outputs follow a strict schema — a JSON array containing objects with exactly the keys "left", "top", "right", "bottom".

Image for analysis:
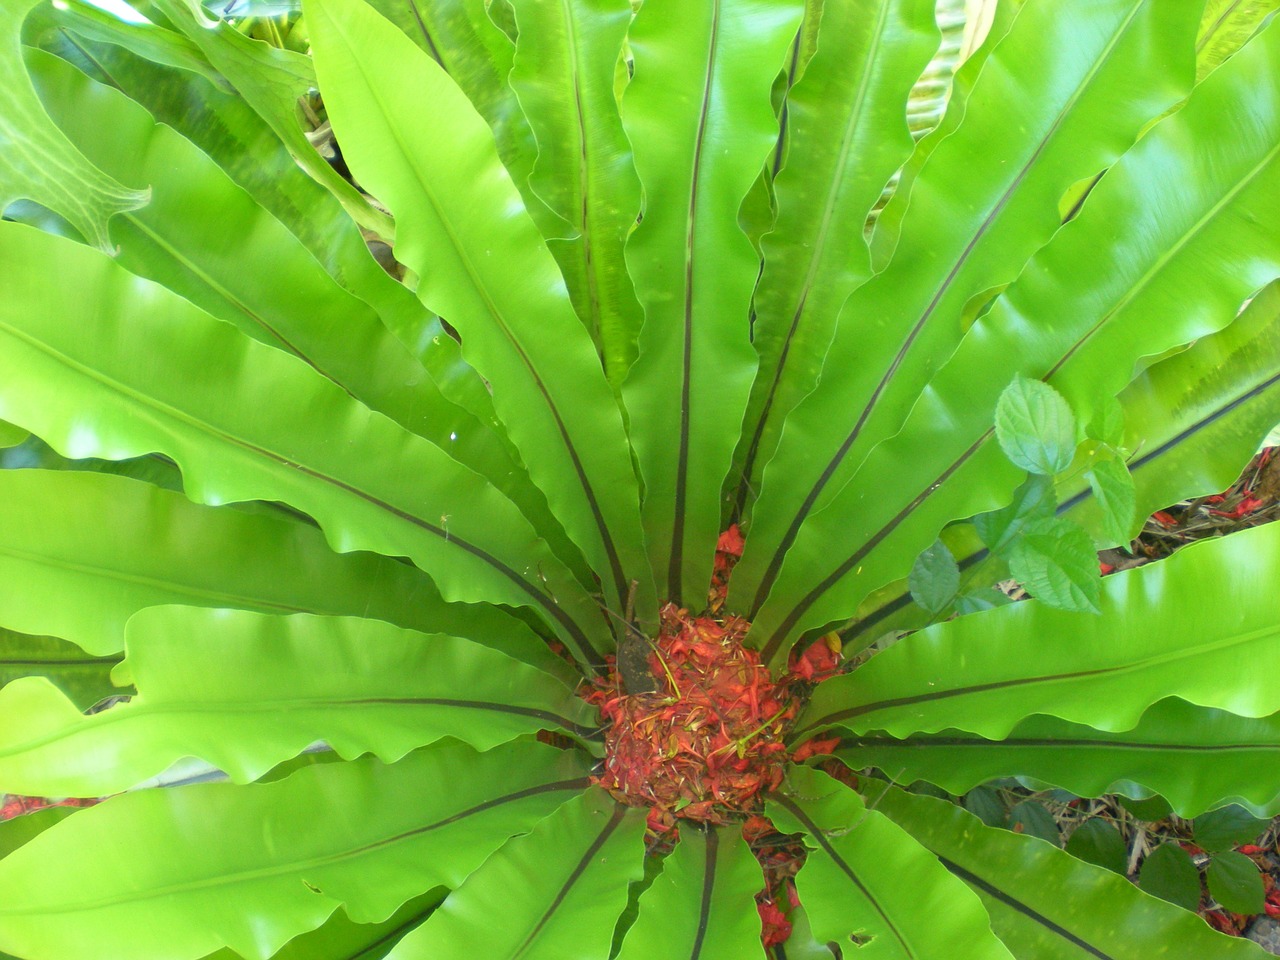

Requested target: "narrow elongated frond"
[
  {"left": 842, "top": 281, "right": 1280, "bottom": 648},
  {"left": 619, "top": 0, "right": 803, "bottom": 605},
  {"left": 386, "top": 789, "right": 645, "bottom": 959},
  {"left": 148, "top": 0, "right": 388, "bottom": 236},
  {"left": 839, "top": 697, "right": 1280, "bottom": 819},
  {"left": 0, "top": 224, "right": 607, "bottom": 663},
  {"left": 25, "top": 47, "right": 575, "bottom": 561},
  {"left": 366, "top": 0, "right": 555, "bottom": 235},
  {"left": 730, "top": 0, "right": 939, "bottom": 522},
  {"left": 796, "top": 521, "right": 1280, "bottom": 742},
  {"left": 734, "top": 0, "right": 1199, "bottom": 618},
  {"left": 0, "top": 629, "right": 118, "bottom": 712},
  {"left": 767, "top": 766, "right": 1015, "bottom": 960},
  {"left": 307, "top": 0, "right": 653, "bottom": 621},
  {"left": 0, "top": 743, "right": 590, "bottom": 960},
  {"left": 616, "top": 825, "right": 765, "bottom": 960},
  {"left": 0, "top": 469, "right": 499, "bottom": 658},
  {"left": 873, "top": 785, "right": 1271, "bottom": 959},
  {"left": 750, "top": 13, "right": 1280, "bottom": 657},
  {"left": 507, "top": 0, "right": 644, "bottom": 385},
  {"left": 0, "top": 606, "right": 596, "bottom": 797}
]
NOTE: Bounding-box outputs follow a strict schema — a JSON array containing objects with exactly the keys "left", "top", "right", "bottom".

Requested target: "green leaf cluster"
[{"left": 1, "top": 0, "right": 1280, "bottom": 957}]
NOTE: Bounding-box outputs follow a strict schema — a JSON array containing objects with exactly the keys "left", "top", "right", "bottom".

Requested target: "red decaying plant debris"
[
  {"left": 0, "top": 794, "right": 98, "bottom": 822},
  {"left": 585, "top": 603, "right": 795, "bottom": 831},
  {"left": 582, "top": 524, "right": 847, "bottom": 950}
]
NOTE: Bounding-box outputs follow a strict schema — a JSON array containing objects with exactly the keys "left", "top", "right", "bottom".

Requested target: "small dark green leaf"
[
  {"left": 954, "top": 588, "right": 1014, "bottom": 616},
  {"left": 995, "top": 374, "right": 1078, "bottom": 475},
  {"left": 0, "top": 807, "right": 77, "bottom": 860},
  {"left": 1193, "top": 805, "right": 1271, "bottom": 852},
  {"left": 1008, "top": 800, "right": 1059, "bottom": 845},
  {"left": 909, "top": 539, "right": 960, "bottom": 615},
  {"left": 973, "top": 474, "right": 1056, "bottom": 553},
  {"left": 963, "top": 786, "right": 1007, "bottom": 828},
  {"left": 1140, "top": 843, "right": 1202, "bottom": 912},
  {"left": 1065, "top": 819, "right": 1127, "bottom": 874},
  {"left": 1006, "top": 517, "right": 1102, "bottom": 613},
  {"left": 1119, "top": 794, "right": 1173, "bottom": 822},
  {"left": 1206, "top": 851, "right": 1265, "bottom": 915},
  {"left": 1085, "top": 457, "right": 1137, "bottom": 545}
]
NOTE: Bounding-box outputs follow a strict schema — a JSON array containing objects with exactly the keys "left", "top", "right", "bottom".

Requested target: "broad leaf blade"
[
  {"left": 0, "top": 224, "right": 606, "bottom": 663},
  {"left": 767, "top": 766, "right": 1015, "bottom": 960},
  {"left": 387, "top": 788, "right": 646, "bottom": 959},
  {"left": 0, "top": 469, "right": 505, "bottom": 659},
  {"left": 25, "top": 46, "right": 572, "bottom": 561},
  {"left": 748, "top": 12, "right": 1280, "bottom": 659},
  {"left": 735, "top": 0, "right": 1199, "bottom": 622},
  {"left": 616, "top": 825, "right": 765, "bottom": 960},
  {"left": 507, "top": 0, "right": 644, "bottom": 386},
  {"left": 730, "top": 0, "right": 939, "bottom": 520},
  {"left": 0, "top": 742, "right": 590, "bottom": 960},
  {"left": 874, "top": 785, "right": 1270, "bottom": 960},
  {"left": 837, "top": 698, "right": 1280, "bottom": 820},
  {"left": 797, "top": 521, "right": 1280, "bottom": 742},
  {"left": 307, "top": 0, "right": 653, "bottom": 620},
  {"left": 619, "top": 0, "right": 803, "bottom": 605},
  {"left": 0, "top": 607, "right": 596, "bottom": 797}
]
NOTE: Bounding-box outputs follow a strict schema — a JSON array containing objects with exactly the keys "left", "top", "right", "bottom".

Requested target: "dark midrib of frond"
[
  {"left": 668, "top": 0, "right": 723, "bottom": 604},
  {"left": 513, "top": 802, "right": 628, "bottom": 956},
  {"left": 748, "top": 6, "right": 1145, "bottom": 620},
  {"left": 938, "top": 856, "right": 1117, "bottom": 960},
  {"left": 688, "top": 826, "right": 718, "bottom": 960},
  {"left": 344, "top": 696, "right": 597, "bottom": 738},
  {"left": 769, "top": 793, "right": 916, "bottom": 956},
  {"left": 837, "top": 367, "right": 1280, "bottom": 646}
]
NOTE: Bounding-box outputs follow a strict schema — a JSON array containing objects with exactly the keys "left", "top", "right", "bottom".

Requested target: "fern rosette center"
[{"left": 587, "top": 603, "right": 795, "bottom": 831}]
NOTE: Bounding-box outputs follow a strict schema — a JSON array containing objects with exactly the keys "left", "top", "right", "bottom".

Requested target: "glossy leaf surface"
[
  {"left": 620, "top": 0, "right": 803, "bottom": 604},
  {"left": 0, "top": 224, "right": 605, "bottom": 662},
  {"left": 0, "top": 469, "right": 481, "bottom": 657},
  {"left": 749, "top": 12, "right": 1280, "bottom": 658},
  {"left": 388, "top": 789, "right": 645, "bottom": 959},
  {"left": 874, "top": 785, "right": 1268, "bottom": 959},
  {"left": 308, "top": 0, "right": 652, "bottom": 620},
  {"left": 0, "top": 743, "right": 590, "bottom": 960},
  {"left": 838, "top": 697, "right": 1280, "bottom": 819},
  {"left": 799, "top": 521, "right": 1280, "bottom": 741},
  {"left": 767, "top": 766, "right": 1015, "bottom": 959},
  {"left": 0, "top": 606, "right": 594, "bottom": 796},
  {"left": 617, "top": 825, "right": 765, "bottom": 960}
]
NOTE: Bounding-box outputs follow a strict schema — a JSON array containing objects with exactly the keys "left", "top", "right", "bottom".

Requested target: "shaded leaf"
[
  {"left": 875, "top": 786, "right": 1268, "bottom": 959},
  {"left": 1008, "top": 800, "right": 1059, "bottom": 846},
  {"left": 0, "top": 628, "right": 120, "bottom": 712},
  {"left": 1140, "top": 843, "right": 1202, "bottom": 912},
  {"left": 1065, "top": 820, "right": 1127, "bottom": 875},
  {"left": 1084, "top": 456, "right": 1136, "bottom": 546},
  {"left": 972, "top": 475, "right": 1056, "bottom": 554},
  {"left": 1194, "top": 806, "right": 1271, "bottom": 852},
  {"left": 1207, "top": 851, "right": 1265, "bottom": 915}
]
